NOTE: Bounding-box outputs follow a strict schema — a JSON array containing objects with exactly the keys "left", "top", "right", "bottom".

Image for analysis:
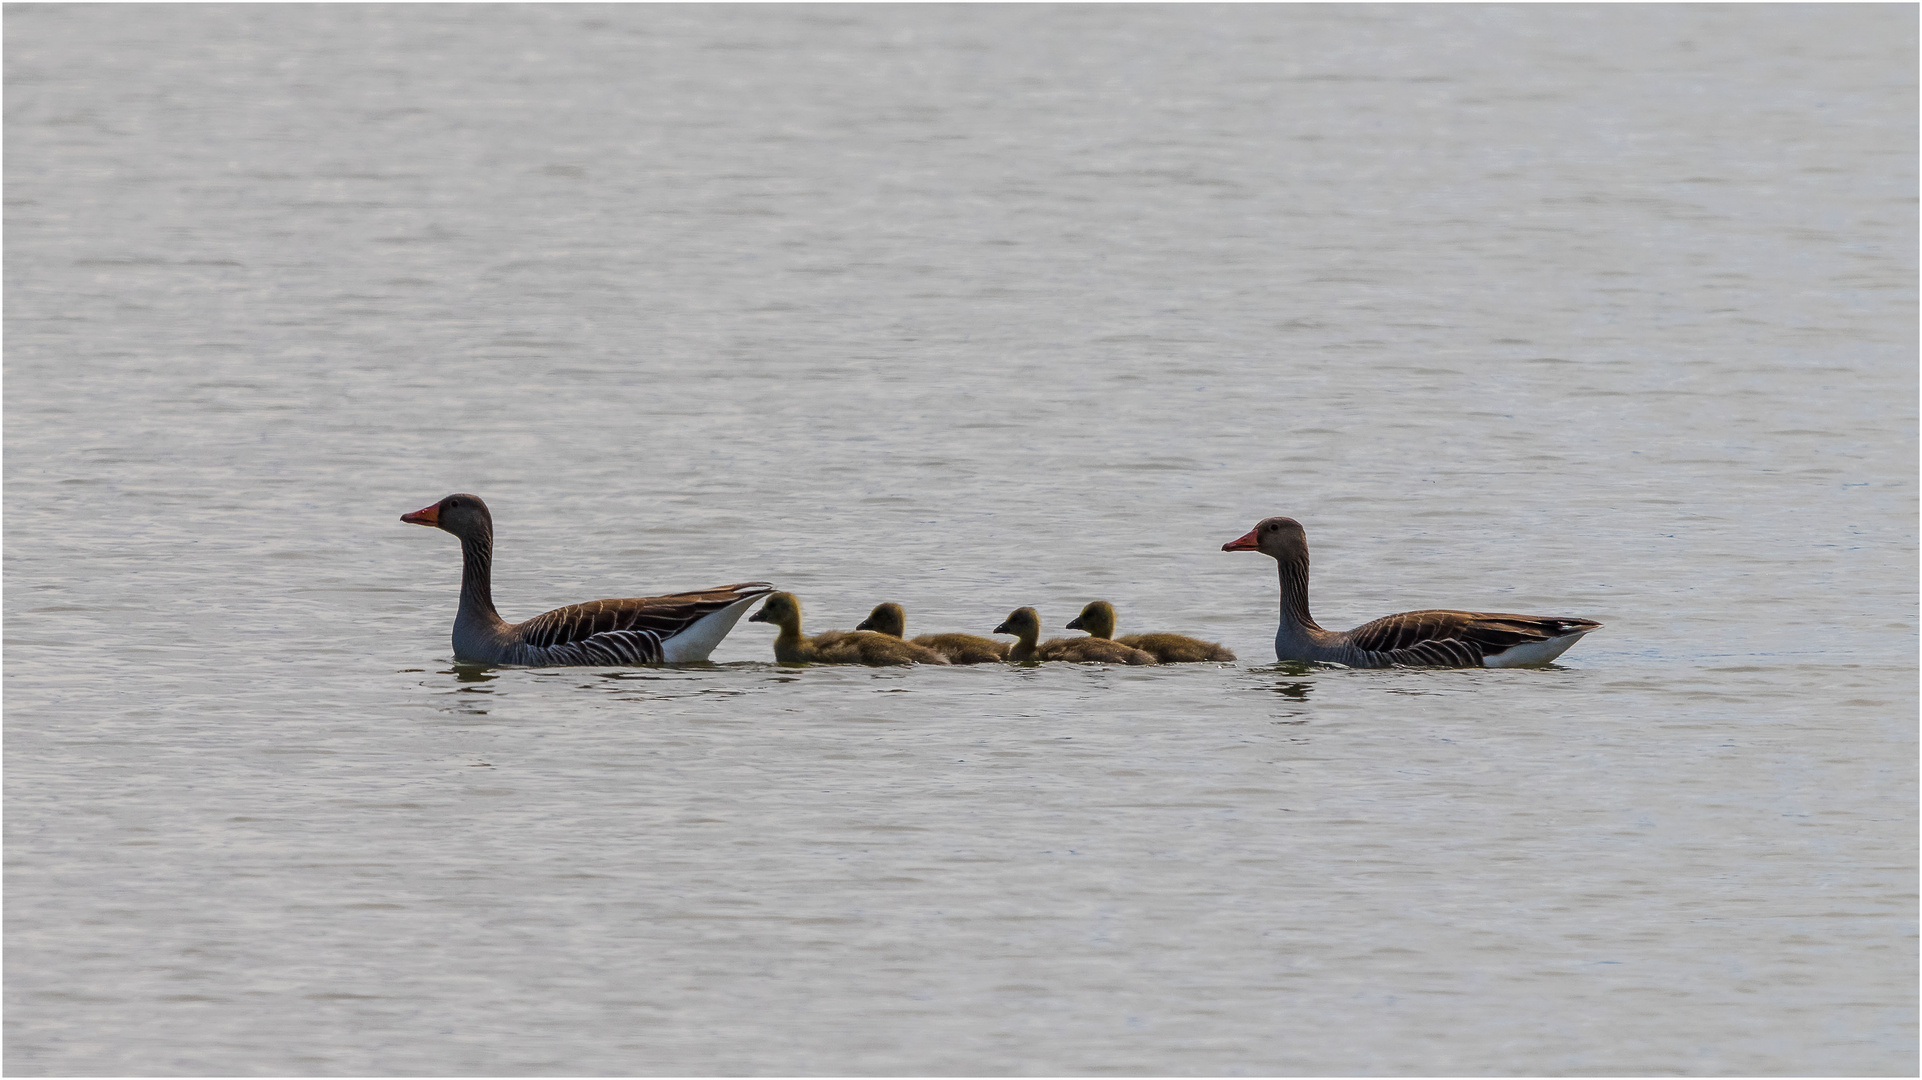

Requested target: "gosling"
[
  {"left": 992, "top": 606, "right": 1158, "bottom": 665},
  {"left": 749, "top": 592, "right": 949, "bottom": 666},
  {"left": 1066, "top": 600, "right": 1236, "bottom": 663},
  {"left": 856, "top": 602, "right": 1010, "bottom": 664}
]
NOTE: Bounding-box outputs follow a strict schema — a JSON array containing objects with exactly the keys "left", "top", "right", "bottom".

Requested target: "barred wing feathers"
[
  {"left": 1344, "top": 609, "right": 1602, "bottom": 668},
  {"left": 512, "top": 582, "right": 773, "bottom": 665}
]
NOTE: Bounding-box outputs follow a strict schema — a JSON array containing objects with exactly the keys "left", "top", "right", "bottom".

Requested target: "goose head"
[
  {"left": 855, "top": 602, "right": 906, "bottom": 638},
  {"left": 1223, "top": 516, "right": 1308, "bottom": 562},
  {"left": 402, "top": 493, "right": 493, "bottom": 541},
  {"left": 1065, "top": 600, "right": 1117, "bottom": 639}
]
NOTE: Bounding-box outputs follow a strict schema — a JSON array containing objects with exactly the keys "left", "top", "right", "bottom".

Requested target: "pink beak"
[{"left": 1222, "top": 529, "right": 1259, "bottom": 552}]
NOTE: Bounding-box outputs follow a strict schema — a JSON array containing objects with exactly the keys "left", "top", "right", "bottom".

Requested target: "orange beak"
[
  {"left": 401, "top": 502, "right": 440, "bottom": 526},
  {"left": 1222, "top": 529, "right": 1259, "bottom": 552}
]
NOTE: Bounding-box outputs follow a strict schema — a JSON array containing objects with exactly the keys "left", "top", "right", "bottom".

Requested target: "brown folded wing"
[
  {"left": 1344, "top": 609, "right": 1600, "bottom": 668},
  {"left": 512, "top": 583, "right": 772, "bottom": 664}
]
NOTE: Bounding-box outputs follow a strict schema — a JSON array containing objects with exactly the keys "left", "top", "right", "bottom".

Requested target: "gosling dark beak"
[
  {"left": 992, "top": 620, "right": 1013, "bottom": 635},
  {"left": 1065, "top": 616, "right": 1085, "bottom": 630}
]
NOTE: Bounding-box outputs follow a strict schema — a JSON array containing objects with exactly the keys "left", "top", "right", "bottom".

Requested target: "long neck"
[
  {"left": 456, "top": 524, "right": 505, "bottom": 629},
  {"left": 1276, "top": 554, "right": 1322, "bottom": 634}
]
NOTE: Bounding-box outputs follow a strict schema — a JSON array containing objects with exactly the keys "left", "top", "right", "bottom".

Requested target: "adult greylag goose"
[
  {"left": 749, "top": 592, "right": 950, "bottom": 666},
  {"left": 1222, "top": 516, "right": 1601, "bottom": 668},
  {"left": 992, "top": 607, "right": 1158, "bottom": 665},
  {"left": 1065, "top": 600, "right": 1236, "bottom": 663},
  {"left": 855, "top": 602, "right": 1011, "bottom": 664},
  {"left": 401, "top": 493, "right": 772, "bottom": 666}
]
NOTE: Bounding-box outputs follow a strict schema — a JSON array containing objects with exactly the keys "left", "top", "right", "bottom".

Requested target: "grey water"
[{"left": 5, "top": 4, "right": 1915, "bottom": 1075}]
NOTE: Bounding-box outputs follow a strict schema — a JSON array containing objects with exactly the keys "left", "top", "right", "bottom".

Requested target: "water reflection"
[
  {"left": 449, "top": 664, "right": 498, "bottom": 684},
  {"left": 1244, "top": 675, "right": 1316, "bottom": 723}
]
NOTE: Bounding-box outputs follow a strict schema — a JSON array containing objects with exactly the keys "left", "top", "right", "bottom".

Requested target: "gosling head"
[
  {"left": 1223, "top": 516, "right": 1309, "bottom": 562},
  {"left": 992, "top": 606, "right": 1041, "bottom": 639},
  {"left": 1064, "top": 600, "right": 1117, "bottom": 639},
  {"left": 855, "top": 602, "right": 906, "bottom": 638},
  {"left": 748, "top": 591, "right": 802, "bottom": 628}
]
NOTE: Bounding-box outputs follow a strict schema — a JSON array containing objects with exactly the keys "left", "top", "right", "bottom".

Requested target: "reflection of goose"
[
  {"left": 855, "top": 602, "right": 1010, "bottom": 664},
  {"left": 748, "top": 593, "right": 949, "bottom": 665},
  {"left": 1223, "top": 517, "right": 1601, "bottom": 667},
  {"left": 992, "top": 607, "right": 1158, "bottom": 665},
  {"left": 1065, "top": 600, "right": 1236, "bottom": 663},
  {"left": 402, "top": 494, "right": 770, "bottom": 665}
]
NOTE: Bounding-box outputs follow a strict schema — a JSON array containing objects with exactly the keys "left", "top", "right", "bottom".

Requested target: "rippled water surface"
[{"left": 6, "top": 5, "right": 1916, "bottom": 1075}]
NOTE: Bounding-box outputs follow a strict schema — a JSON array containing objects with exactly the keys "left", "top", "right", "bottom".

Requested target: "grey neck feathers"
[
  {"left": 1276, "top": 556, "right": 1323, "bottom": 635},
  {"left": 456, "top": 526, "right": 505, "bottom": 629}
]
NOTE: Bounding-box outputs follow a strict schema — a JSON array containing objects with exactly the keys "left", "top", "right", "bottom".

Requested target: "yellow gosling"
[
  {"left": 991, "top": 606, "right": 1157, "bottom": 665},
  {"left": 748, "top": 593, "right": 949, "bottom": 666},
  {"left": 856, "top": 602, "right": 1011, "bottom": 664},
  {"left": 1066, "top": 600, "right": 1236, "bottom": 663}
]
